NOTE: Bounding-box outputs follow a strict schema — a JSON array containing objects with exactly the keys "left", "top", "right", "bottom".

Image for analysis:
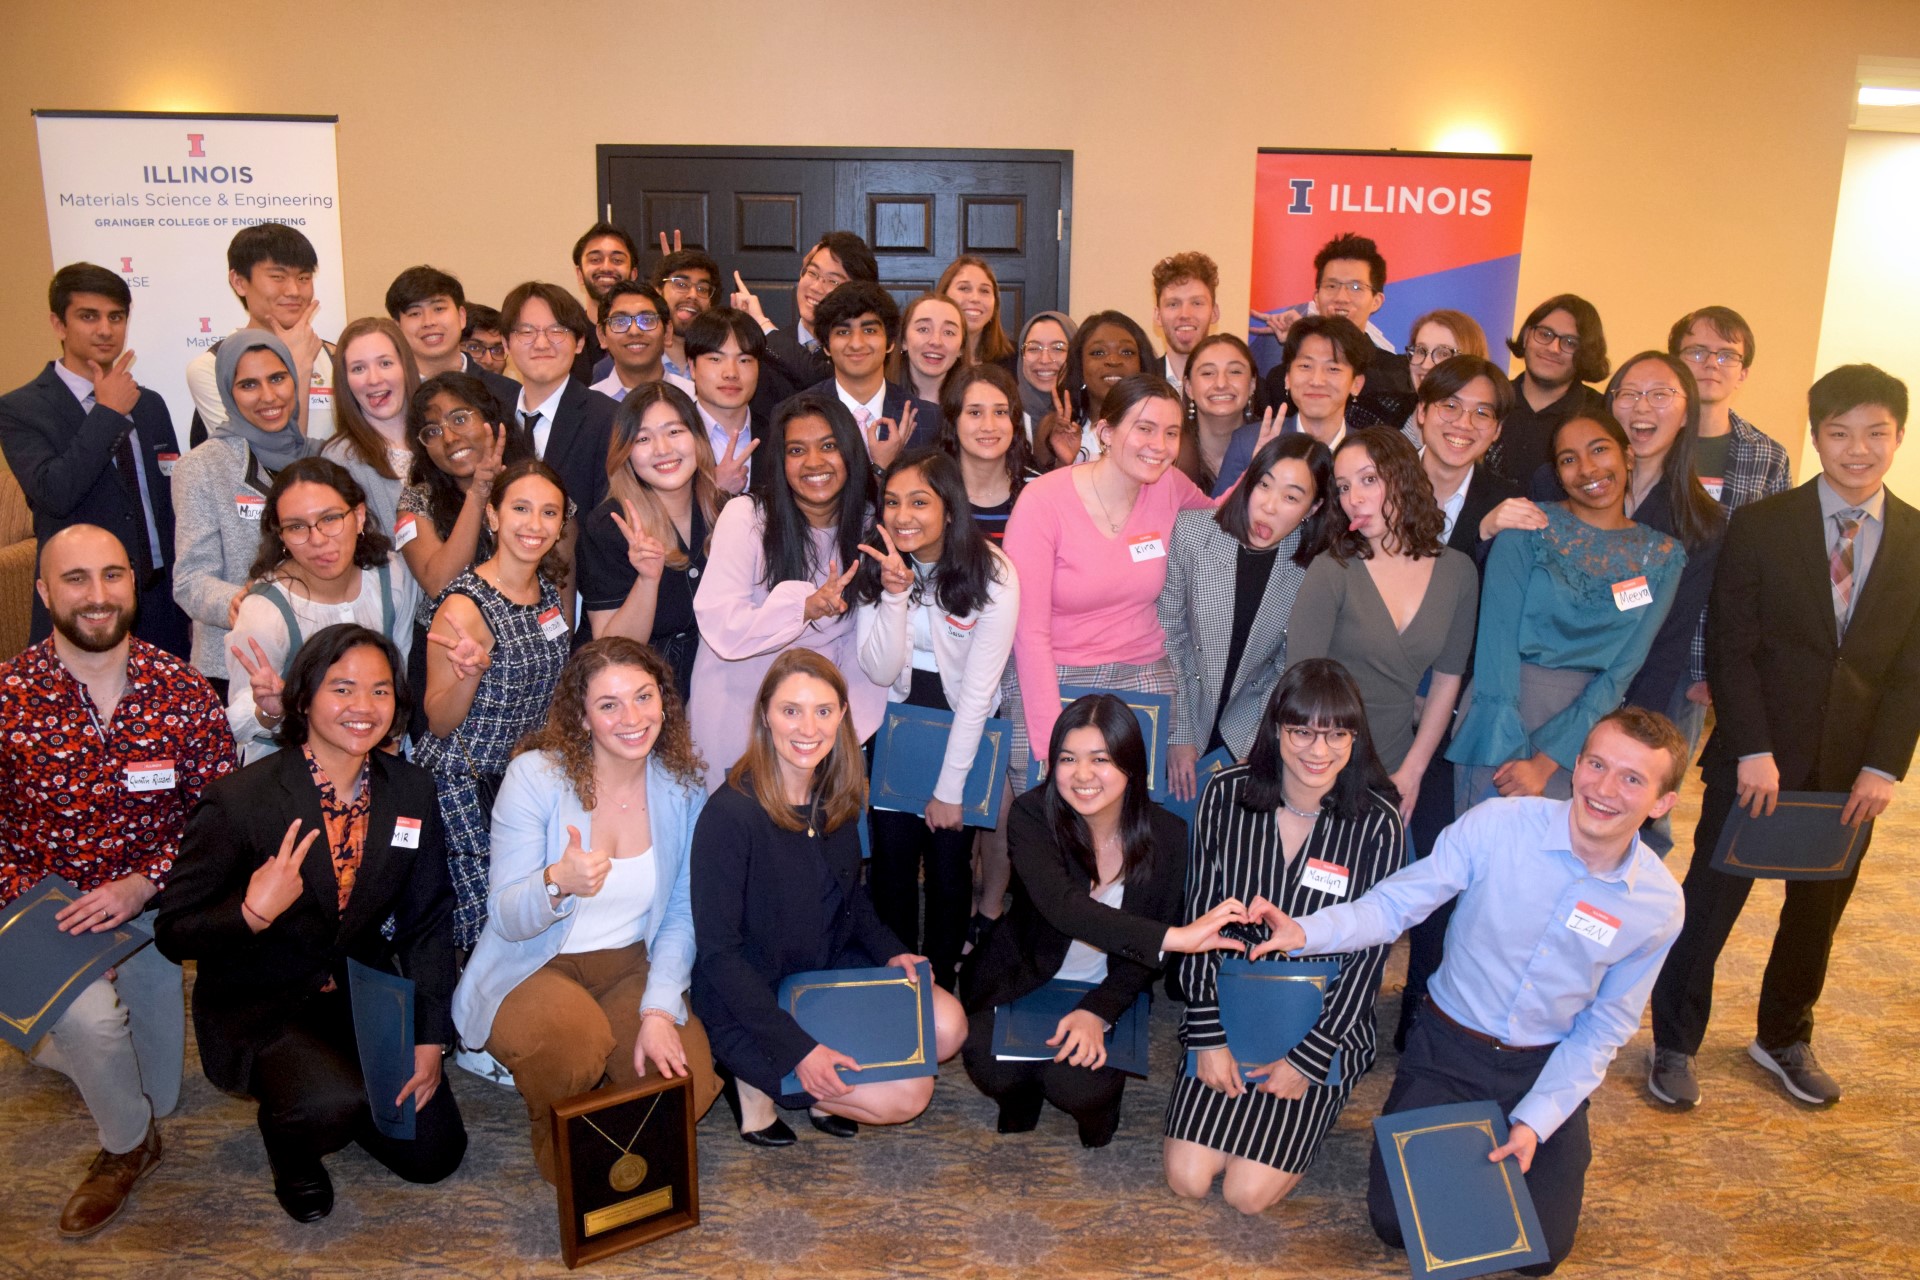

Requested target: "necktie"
[
  {"left": 523, "top": 410, "right": 544, "bottom": 456},
  {"left": 854, "top": 407, "right": 874, "bottom": 436},
  {"left": 804, "top": 339, "right": 823, "bottom": 357},
  {"left": 100, "top": 406, "right": 155, "bottom": 580},
  {"left": 1831, "top": 508, "right": 1863, "bottom": 638}
]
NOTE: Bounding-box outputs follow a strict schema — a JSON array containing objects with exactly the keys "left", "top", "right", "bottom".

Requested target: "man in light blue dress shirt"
[{"left": 1254, "top": 707, "right": 1687, "bottom": 1275}]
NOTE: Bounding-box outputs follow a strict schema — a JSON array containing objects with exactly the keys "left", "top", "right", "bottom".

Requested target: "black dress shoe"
[
  {"left": 270, "top": 1157, "right": 334, "bottom": 1222},
  {"left": 996, "top": 1086, "right": 1045, "bottom": 1135},
  {"left": 739, "top": 1117, "right": 798, "bottom": 1148},
  {"left": 808, "top": 1110, "right": 859, "bottom": 1138}
]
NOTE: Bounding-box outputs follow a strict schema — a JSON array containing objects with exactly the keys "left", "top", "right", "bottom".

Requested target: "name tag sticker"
[
  {"left": 391, "top": 816, "right": 422, "bottom": 848},
  {"left": 1127, "top": 532, "right": 1167, "bottom": 563},
  {"left": 1566, "top": 900, "right": 1621, "bottom": 947},
  {"left": 537, "top": 607, "right": 569, "bottom": 642},
  {"left": 1611, "top": 575, "right": 1652, "bottom": 611},
  {"left": 235, "top": 494, "right": 264, "bottom": 521},
  {"left": 393, "top": 512, "right": 418, "bottom": 549},
  {"left": 156, "top": 451, "right": 179, "bottom": 477},
  {"left": 125, "top": 759, "right": 176, "bottom": 792},
  {"left": 1300, "top": 857, "right": 1350, "bottom": 898},
  {"left": 1701, "top": 477, "right": 1724, "bottom": 501},
  {"left": 942, "top": 613, "right": 977, "bottom": 639}
]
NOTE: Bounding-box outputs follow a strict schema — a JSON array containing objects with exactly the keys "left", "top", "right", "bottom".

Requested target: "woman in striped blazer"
[
  {"left": 1159, "top": 435, "right": 1333, "bottom": 800},
  {"left": 1164, "top": 658, "right": 1405, "bottom": 1214}
]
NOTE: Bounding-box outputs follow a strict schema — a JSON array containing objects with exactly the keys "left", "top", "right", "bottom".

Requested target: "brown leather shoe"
[{"left": 58, "top": 1122, "right": 162, "bottom": 1238}]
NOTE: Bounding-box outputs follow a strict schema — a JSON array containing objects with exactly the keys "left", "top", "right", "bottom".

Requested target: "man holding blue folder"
[
  {"left": 1252, "top": 709, "right": 1687, "bottom": 1275},
  {"left": 0, "top": 526, "right": 235, "bottom": 1237}
]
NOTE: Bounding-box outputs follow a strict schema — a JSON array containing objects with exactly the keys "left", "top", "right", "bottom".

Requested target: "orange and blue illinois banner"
[{"left": 1248, "top": 149, "right": 1532, "bottom": 369}]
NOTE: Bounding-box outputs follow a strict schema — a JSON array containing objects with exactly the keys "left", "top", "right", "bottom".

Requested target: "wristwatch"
[{"left": 544, "top": 867, "right": 562, "bottom": 901}]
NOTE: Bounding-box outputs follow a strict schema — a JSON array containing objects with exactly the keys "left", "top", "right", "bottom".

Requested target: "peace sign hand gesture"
[
  {"left": 803, "top": 559, "right": 860, "bottom": 622},
  {"left": 715, "top": 429, "right": 759, "bottom": 495},
  {"left": 858, "top": 525, "right": 914, "bottom": 596},
  {"left": 608, "top": 498, "right": 669, "bottom": 582},
  {"left": 1042, "top": 386, "right": 1080, "bottom": 466},
  {"left": 229, "top": 636, "right": 287, "bottom": 724},
  {"left": 426, "top": 615, "right": 491, "bottom": 681},
  {"left": 1252, "top": 405, "right": 1284, "bottom": 454},
  {"left": 729, "top": 270, "right": 770, "bottom": 329},
  {"left": 470, "top": 422, "right": 509, "bottom": 500},
  {"left": 657, "top": 229, "right": 684, "bottom": 256},
  {"left": 244, "top": 819, "right": 322, "bottom": 931}
]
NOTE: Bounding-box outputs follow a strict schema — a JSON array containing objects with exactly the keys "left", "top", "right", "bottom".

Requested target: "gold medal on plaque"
[{"left": 608, "top": 1153, "right": 648, "bottom": 1192}]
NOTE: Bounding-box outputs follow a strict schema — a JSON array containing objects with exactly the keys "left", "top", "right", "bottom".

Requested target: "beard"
[{"left": 51, "top": 598, "right": 137, "bottom": 653}]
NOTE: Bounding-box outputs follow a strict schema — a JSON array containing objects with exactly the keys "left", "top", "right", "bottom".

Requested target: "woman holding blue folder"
[
  {"left": 1164, "top": 659, "right": 1403, "bottom": 1213},
  {"left": 855, "top": 449, "right": 1019, "bottom": 991},
  {"left": 961, "top": 694, "right": 1249, "bottom": 1148},
  {"left": 691, "top": 650, "right": 967, "bottom": 1146}
]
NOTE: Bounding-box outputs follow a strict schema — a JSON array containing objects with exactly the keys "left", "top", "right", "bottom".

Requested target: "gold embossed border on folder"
[
  {"left": 1225, "top": 970, "right": 1329, "bottom": 1072},
  {"left": 783, "top": 974, "right": 928, "bottom": 1070},
  {"left": 0, "top": 886, "right": 141, "bottom": 1037},
  {"left": 872, "top": 708, "right": 1008, "bottom": 825},
  {"left": 1394, "top": 1119, "right": 1534, "bottom": 1273},
  {"left": 1718, "top": 797, "right": 1869, "bottom": 875}
]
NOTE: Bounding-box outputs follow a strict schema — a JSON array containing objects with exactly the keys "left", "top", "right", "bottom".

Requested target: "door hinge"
[
  {"left": 605, "top": 202, "right": 613, "bottom": 222},
  {"left": 1057, "top": 210, "right": 1064, "bottom": 241}
]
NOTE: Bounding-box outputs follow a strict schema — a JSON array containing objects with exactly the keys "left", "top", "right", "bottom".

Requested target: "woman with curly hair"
[
  {"left": 1285, "top": 428, "right": 1479, "bottom": 820},
  {"left": 452, "top": 636, "right": 722, "bottom": 1181}
]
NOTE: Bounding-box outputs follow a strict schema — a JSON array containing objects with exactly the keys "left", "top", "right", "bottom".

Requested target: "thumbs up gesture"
[{"left": 549, "top": 824, "right": 611, "bottom": 898}]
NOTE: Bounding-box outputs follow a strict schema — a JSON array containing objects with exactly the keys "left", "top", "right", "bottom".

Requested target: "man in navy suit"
[
  {"left": 800, "top": 281, "right": 939, "bottom": 472},
  {"left": 496, "top": 282, "right": 617, "bottom": 519},
  {"left": 0, "top": 263, "right": 190, "bottom": 657}
]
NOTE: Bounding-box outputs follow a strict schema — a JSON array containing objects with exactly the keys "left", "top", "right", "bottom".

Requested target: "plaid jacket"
[{"left": 1692, "top": 412, "right": 1793, "bottom": 681}]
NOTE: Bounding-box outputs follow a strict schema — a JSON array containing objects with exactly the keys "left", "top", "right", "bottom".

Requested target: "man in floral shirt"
[{"left": 0, "top": 525, "right": 235, "bottom": 1237}]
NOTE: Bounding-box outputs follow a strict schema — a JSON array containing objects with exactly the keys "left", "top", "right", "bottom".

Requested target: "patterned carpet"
[{"left": 5, "top": 774, "right": 1920, "bottom": 1279}]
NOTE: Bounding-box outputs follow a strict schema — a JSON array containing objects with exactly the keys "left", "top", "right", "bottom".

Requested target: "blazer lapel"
[
  {"left": 336, "top": 754, "right": 405, "bottom": 941},
  {"left": 278, "top": 753, "right": 340, "bottom": 926},
  {"left": 36, "top": 364, "right": 86, "bottom": 433},
  {"left": 1789, "top": 483, "right": 1841, "bottom": 649},
  {"left": 1190, "top": 525, "right": 1238, "bottom": 699},
  {"left": 1842, "top": 491, "right": 1920, "bottom": 652}
]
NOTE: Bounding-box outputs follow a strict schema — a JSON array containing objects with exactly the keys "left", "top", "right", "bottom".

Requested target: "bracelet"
[{"left": 240, "top": 899, "right": 270, "bottom": 927}]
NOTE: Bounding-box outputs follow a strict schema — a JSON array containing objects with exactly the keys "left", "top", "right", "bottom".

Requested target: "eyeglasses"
[
  {"left": 1022, "top": 341, "right": 1069, "bottom": 358},
  {"left": 1282, "top": 724, "right": 1354, "bottom": 751},
  {"left": 1317, "top": 279, "right": 1373, "bottom": 297},
  {"left": 1679, "top": 345, "right": 1746, "bottom": 370},
  {"left": 419, "top": 408, "right": 484, "bottom": 444},
  {"left": 1432, "top": 397, "right": 1500, "bottom": 428},
  {"left": 606, "top": 312, "right": 663, "bottom": 334},
  {"left": 1528, "top": 325, "right": 1581, "bottom": 352},
  {"left": 280, "top": 509, "right": 352, "bottom": 545},
  {"left": 461, "top": 339, "right": 505, "bottom": 360},
  {"left": 663, "top": 275, "right": 717, "bottom": 300},
  {"left": 799, "top": 264, "right": 847, "bottom": 289},
  {"left": 510, "top": 324, "right": 575, "bottom": 347},
  {"left": 1610, "top": 387, "right": 1683, "bottom": 410},
  {"left": 1407, "top": 344, "right": 1457, "bottom": 365}
]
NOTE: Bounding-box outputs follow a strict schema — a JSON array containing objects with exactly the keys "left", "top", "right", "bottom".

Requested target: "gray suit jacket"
[{"left": 1158, "top": 509, "right": 1308, "bottom": 758}]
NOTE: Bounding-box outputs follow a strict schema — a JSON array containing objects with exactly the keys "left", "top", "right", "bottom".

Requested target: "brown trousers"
[{"left": 487, "top": 940, "right": 721, "bottom": 1182}]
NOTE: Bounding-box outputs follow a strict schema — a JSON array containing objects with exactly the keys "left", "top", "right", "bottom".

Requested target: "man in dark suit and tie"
[
  {"left": 0, "top": 263, "right": 191, "bottom": 657},
  {"left": 732, "top": 231, "right": 879, "bottom": 419},
  {"left": 797, "top": 281, "right": 939, "bottom": 472},
  {"left": 1649, "top": 363, "right": 1920, "bottom": 1109},
  {"left": 496, "top": 282, "right": 617, "bottom": 519}
]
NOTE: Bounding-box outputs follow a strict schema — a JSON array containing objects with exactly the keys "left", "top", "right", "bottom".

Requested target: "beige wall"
[
  {"left": 1809, "top": 128, "right": 1920, "bottom": 490},
  {"left": 3, "top": 1, "right": 1917, "bottom": 459}
]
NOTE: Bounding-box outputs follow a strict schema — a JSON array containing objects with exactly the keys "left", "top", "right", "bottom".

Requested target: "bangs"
[{"left": 1275, "top": 676, "right": 1368, "bottom": 735}]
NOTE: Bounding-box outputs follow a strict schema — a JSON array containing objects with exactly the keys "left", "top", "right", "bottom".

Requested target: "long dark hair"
[
  {"left": 1214, "top": 434, "right": 1334, "bottom": 567},
  {"left": 854, "top": 448, "right": 1002, "bottom": 616},
  {"left": 1326, "top": 427, "right": 1447, "bottom": 562},
  {"left": 1606, "top": 351, "right": 1725, "bottom": 551},
  {"left": 1241, "top": 658, "right": 1395, "bottom": 820},
  {"left": 249, "top": 456, "right": 394, "bottom": 581},
  {"left": 274, "top": 623, "right": 410, "bottom": 751},
  {"left": 404, "top": 371, "right": 531, "bottom": 538},
  {"left": 1175, "top": 333, "right": 1264, "bottom": 494},
  {"left": 938, "top": 362, "right": 1033, "bottom": 501},
  {"left": 756, "top": 393, "right": 873, "bottom": 592},
  {"left": 1039, "top": 694, "right": 1159, "bottom": 886},
  {"left": 486, "top": 458, "right": 572, "bottom": 589}
]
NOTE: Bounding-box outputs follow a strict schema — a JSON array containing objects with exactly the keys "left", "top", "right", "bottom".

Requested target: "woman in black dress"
[{"left": 1163, "top": 658, "right": 1404, "bottom": 1213}]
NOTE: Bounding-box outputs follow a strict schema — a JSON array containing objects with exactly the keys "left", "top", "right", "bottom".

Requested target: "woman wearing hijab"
[
  {"left": 172, "top": 329, "right": 316, "bottom": 694},
  {"left": 1015, "top": 311, "right": 1077, "bottom": 449}
]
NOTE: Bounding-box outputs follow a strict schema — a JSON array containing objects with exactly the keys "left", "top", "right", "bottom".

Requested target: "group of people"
[{"left": 2, "top": 216, "right": 1915, "bottom": 1278}]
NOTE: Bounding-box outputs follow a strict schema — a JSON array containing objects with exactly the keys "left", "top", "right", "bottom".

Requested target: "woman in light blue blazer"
[{"left": 452, "top": 636, "right": 722, "bottom": 1182}]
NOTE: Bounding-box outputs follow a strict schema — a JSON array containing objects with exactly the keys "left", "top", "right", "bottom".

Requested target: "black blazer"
[
  {"left": 752, "top": 326, "right": 832, "bottom": 420},
  {"left": 962, "top": 789, "right": 1187, "bottom": 1025},
  {"left": 1621, "top": 481, "right": 1724, "bottom": 714},
  {"left": 689, "top": 783, "right": 906, "bottom": 1075},
  {"left": 155, "top": 749, "right": 455, "bottom": 1093},
  {"left": 1704, "top": 480, "right": 1920, "bottom": 790},
  {"left": 523, "top": 379, "right": 618, "bottom": 517},
  {"left": 456, "top": 353, "right": 523, "bottom": 425},
  {"left": 1448, "top": 464, "right": 1522, "bottom": 568},
  {"left": 0, "top": 363, "right": 185, "bottom": 642},
  {"left": 792, "top": 378, "right": 941, "bottom": 454}
]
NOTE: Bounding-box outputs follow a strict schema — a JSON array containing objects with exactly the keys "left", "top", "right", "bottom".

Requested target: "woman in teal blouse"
[{"left": 1446, "top": 410, "right": 1685, "bottom": 813}]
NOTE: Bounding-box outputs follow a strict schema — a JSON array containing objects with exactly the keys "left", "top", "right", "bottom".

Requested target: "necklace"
[
  {"left": 1281, "top": 796, "right": 1321, "bottom": 820},
  {"left": 581, "top": 1091, "right": 664, "bottom": 1192},
  {"left": 1088, "top": 461, "right": 1128, "bottom": 535}
]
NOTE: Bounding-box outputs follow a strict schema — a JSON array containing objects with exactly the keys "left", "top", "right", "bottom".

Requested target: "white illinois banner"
[{"left": 32, "top": 110, "right": 345, "bottom": 438}]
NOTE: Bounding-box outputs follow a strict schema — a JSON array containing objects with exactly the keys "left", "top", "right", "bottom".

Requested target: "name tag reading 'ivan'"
[
  {"left": 1610, "top": 576, "right": 1652, "bottom": 611},
  {"left": 1565, "top": 901, "right": 1621, "bottom": 947},
  {"left": 1128, "top": 532, "right": 1166, "bottom": 563}
]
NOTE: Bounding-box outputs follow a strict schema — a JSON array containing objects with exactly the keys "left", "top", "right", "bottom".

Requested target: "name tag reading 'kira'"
[
  {"left": 125, "top": 759, "right": 176, "bottom": 792},
  {"left": 1565, "top": 901, "right": 1621, "bottom": 947},
  {"left": 1300, "top": 858, "right": 1350, "bottom": 898},
  {"left": 1611, "top": 576, "right": 1652, "bottom": 611},
  {"left": 1128, "top": 532, "right": 1167, "bottom": 563},
  {"left": 538, "top": 607, "right": 569, "bottom": 642}
]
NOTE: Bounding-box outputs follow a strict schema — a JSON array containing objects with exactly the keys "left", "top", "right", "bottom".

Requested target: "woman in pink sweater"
[{"left": 1002, "top": 373, "right": 1222, "bottom": 791}]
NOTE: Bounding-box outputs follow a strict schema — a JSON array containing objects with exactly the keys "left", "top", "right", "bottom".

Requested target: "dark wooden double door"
[{"left": 597, "top": 146, "right": 1073, "bottom": 334}]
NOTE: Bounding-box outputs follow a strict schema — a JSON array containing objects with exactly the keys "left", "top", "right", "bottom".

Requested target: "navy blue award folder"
[
  {"left": 1709, "top": 791, "right": 1873, "bottom": 881},
  {"left": 1183, "top": 956, "right": 1342, "bottom": 1081},
  {"left": 1055, "top": 685, "right": 1173, "bottom": 795},
  {"left": 1158, "top": 747, "right": 1235, "bottom": 827},
  {"left": 870, "top": 705, "right": 1012, "bottom": 829},
  {"left": 989, "top": 980, "right": 1151, "bottom": 1077},
  {"left": 1372, "top": 1100, "right": 1550, "bottom": 1279},
  {"left": 777, "top": 962, "right": 937, "bottom": 1096},
  {"left": 346, "top": 958, "right": 417, "bottom": 1140},
  {"left": 0, "top": 876, "right": 153, "bottom": 1053}
]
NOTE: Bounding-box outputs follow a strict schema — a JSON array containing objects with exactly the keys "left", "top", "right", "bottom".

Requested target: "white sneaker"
[{"left": 452, "top": 1046, "right": 516, "bottom": 1088}]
